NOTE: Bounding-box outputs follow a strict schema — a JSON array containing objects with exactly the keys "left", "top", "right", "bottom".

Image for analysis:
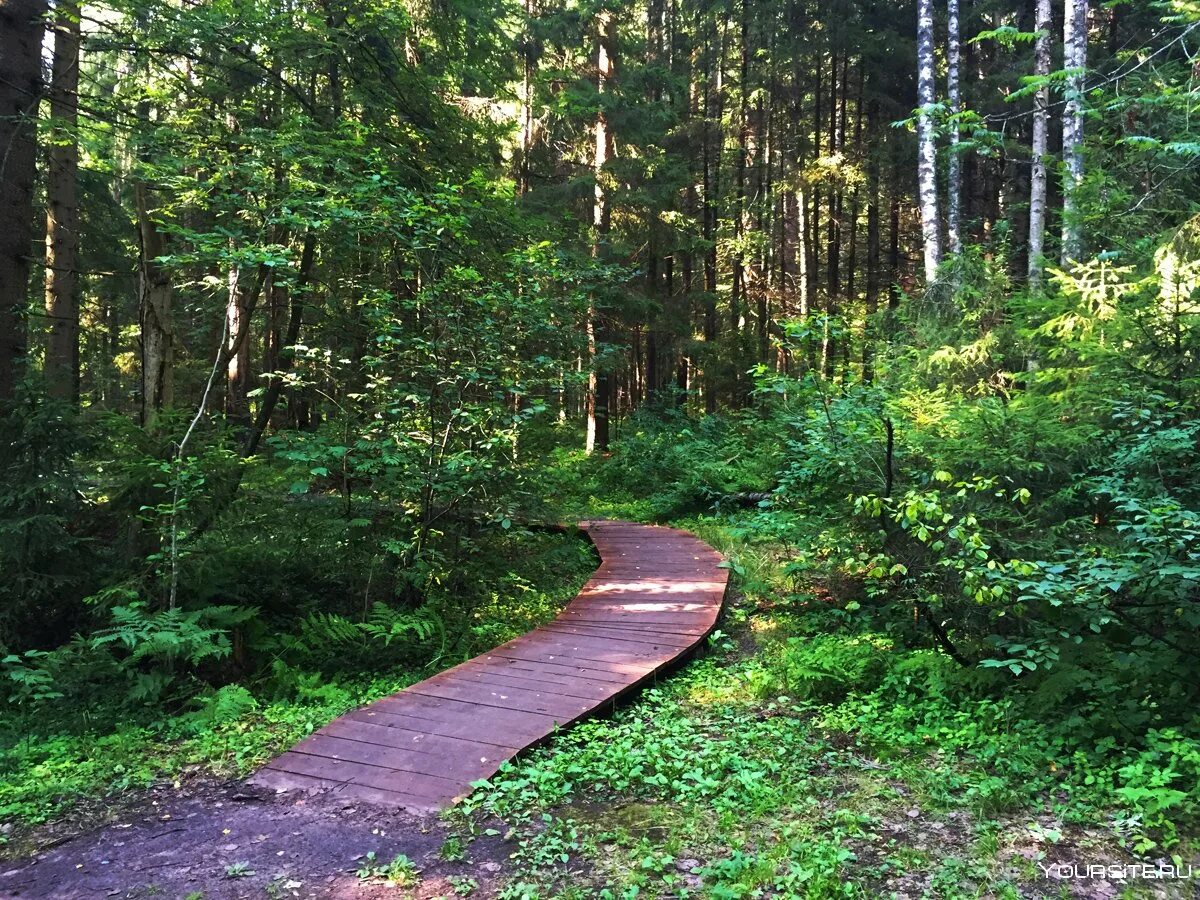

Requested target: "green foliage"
[
  {"left": 0, "top": 397, "right": 92, "bottom": 646},
  {"left": 357, "top": 851, "right": 421, "bottom": 887},
  {"left": 1, "top": 651, "right": 64, "bottom": 709},
  {"left": 0, "top": 525, "right": 592, "bottom": 825},
  {"left": 748, "top": 634, "right": 889, "bottom": 702},
  {"left": 279, "top": 603, "right": 446, "bottom": 669}
]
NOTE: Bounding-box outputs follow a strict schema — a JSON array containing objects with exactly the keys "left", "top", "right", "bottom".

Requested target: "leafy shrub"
[{"left": 750, "top": 634, "right": 890, "bottom": 702}]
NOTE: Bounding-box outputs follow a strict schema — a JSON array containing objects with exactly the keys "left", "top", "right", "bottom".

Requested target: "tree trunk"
[
  {"left": 225, "top": 264, "right": 253, "bottom": 425},
  {"left": 916, "top": 0, "right": 942, "bottom": 284},
  {"left": 889, "top": 152, "right": 902, "bottom": 309},
  {"left": 946, "top": 0, "right": 962, "bottom": 258},
  {"left": 518, "top": 0, "right": 537, "bottom": 195},
  {"left": 731, "top": 0, "right": 749, "bottom": 337},
  {"left": 810, "top": 52, "right": 822, "bottom": 310},
  {"left": 44, "top": 0, "right": 82, "bottom": 404},
  {"left": 245, "top": 235, "right": 315, "bottom": 456},
  {"left": 586, "top": 8, "right": 615, "bottom": 453},
  {"left": 135, "top": 182, "right": 174, "bottom": 429},
  {"left": 0, "top": 0, "right": 47, "bottom": 403},
  {"left": 701, "top": 6, "right": 725, "bottom": 414},
  {"left": 864, "top": 102, "right": 881, "bottom": 382},
  {"left": 1061, "top": 0, "right": 1088, "bottom": 265},
  {"left": 1028, "top": 0, "right": 1052, "bottom": 284},
  {"left": 822, "top": 52, "right": 844, "bottom": 379}
]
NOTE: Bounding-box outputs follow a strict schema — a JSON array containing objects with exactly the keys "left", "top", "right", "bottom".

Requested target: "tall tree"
[
  {"left": 586, "top": 7, "right": 615, "bottom": 454},
  {"left": 135, "top": 183, "right": 174, "bottom": 428},
  {"left": 915, "top": 0, "right": 942, "bottom": 283},
  {"left": 225, "top": 265, "right": 254, "bottom": 425},
  {"left": 1061, "top": 0, "right": 1088, "bottom": 264},
  {"left": 946, "top": 0, "right": 962, "bottom": 257},
  {"left": 1027, "top": 0, "right": 1052, "bottom": 284},
  {"left": 0, "top": 0, "right": 48, "bottom": 403},
  {"left": 44, "top": 0, "right": 82, "bottom": 403}
]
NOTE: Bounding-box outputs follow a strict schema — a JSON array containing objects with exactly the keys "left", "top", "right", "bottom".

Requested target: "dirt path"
[{"left": 0, "top": 781, "right": 512, "bottom": 899}]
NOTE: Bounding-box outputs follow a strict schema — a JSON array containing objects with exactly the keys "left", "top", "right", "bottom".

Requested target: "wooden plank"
[
  {"left": 250, "top": 767, "right": 433, "bottom": 809},
  {"left": 405, "top": 677, "right": 596, "bottom": 720},
  {"left": 538, "top": 621, "right": 698, "bottom": 649},
  {"left": 292, "top": 733, "right": 503, "bottom": 783},
  {"left": 320, "top": 717, "right": 519, "bottom": 757},
  {"left": 365, "top": 693, "right": 561, "bottom": 744},
  {"left": 564, "top": 597, "right": 722, "bottom": 615},
  {"left": 504, "top": 629, "right": 681, "bottom": 663},
  {"left": 341, "top": 705, "right": 533, "bottom": 748},
  {"left": 529, "top": 623, "right": 692, "bottom": 650},
  {"left": 470, "top": 654, "right": 641, "bottom": 687},
  {"left": 264, "top": 753, "right": 463, "bottom": 805},
  {"left": 249, "top": 520, "right": 728, "bottom": 814},
  {"left": 437, "top": 659, "right": 619, "bottom": 701},
  {"left": 557, "top": 612, "right": 713, "bottom": 634},
  {"left": 478, "top": 644, "right": 653, "bottom": 678}
]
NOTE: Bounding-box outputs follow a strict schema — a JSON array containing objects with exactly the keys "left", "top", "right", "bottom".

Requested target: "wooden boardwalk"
[{"left": 249, "top": 521, "right": 728, "bottom": 812}]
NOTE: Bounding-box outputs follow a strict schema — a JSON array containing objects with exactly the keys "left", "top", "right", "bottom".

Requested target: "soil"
[{"left": 0, "top": 780, "right": 512, "bottom": 900}]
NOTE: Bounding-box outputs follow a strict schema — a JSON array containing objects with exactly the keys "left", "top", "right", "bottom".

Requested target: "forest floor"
[
  {"left": 2, "top": 641, "right": 1193, "bottom": 900},
  {"left": 2, "top": 515, "right": 1198, "bottom": 899},
  {"left": 0, "top": 777, "right": 511, "bottom": 899}
]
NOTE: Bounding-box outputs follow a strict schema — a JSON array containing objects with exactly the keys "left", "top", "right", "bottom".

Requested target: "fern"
[
  {"left": 280, "top": 603, "right": 445, "bottom": 667},
  {"left": 360, "top": 602, "right": 444, "bottom": 648},
  {"left": 284, "top": 611, "right": 371, "bottom": 655},
  {"left": 87, "top": 602, "right": 259, "bottom": 703},
  {"left": 177, "top": 684, "right": 259, "bottom": 733},
  {"left": 91, "top": 602, "right": 258, "bottom": 667}
]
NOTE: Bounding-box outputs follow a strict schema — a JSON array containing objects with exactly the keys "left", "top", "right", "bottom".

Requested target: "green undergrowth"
[
  {"left": 452, "top": 507, "right": 1198, "bottom": 899},
  {"left": 460, "top": 630, "right": 1197, "bottom": 898},
  {"left": 0, "top": 527, "right": 595, "bottom": 831}
]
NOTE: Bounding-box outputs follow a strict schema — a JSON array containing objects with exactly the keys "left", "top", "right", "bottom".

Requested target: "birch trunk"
[
  {"left": 916, "top": 0, "right": 942, "bottom": 284},
  {"left": 1028, "top": 0, "right": 1052, "bottom": 284},
  {"left": 586, "top": 8, "right": 615, "bottom": 454},
  {"left": 225, "top": 265, "right": 252, "bottom": 424},
  {"left": 1061, "top": 0, "right": 1088, "bottom": 265},
  {"left": 946, "top": 0, "right": 962, "bottom": 257}
]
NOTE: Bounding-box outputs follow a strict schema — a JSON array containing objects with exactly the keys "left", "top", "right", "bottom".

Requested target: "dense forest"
[{"left": 2, "top": 0, "right": 1200, "bottom": 895}]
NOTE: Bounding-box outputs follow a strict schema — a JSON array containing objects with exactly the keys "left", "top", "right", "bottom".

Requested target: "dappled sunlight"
[{"left": 578, "top": 579, "right": 727, "bottom": 595}]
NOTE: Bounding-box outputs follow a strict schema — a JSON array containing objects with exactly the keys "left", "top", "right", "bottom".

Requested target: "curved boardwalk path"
[{"left": 250, "top": 520, "right": 728, "bottom": 812}]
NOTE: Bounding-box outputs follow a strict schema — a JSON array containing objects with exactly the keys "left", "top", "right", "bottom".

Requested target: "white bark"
[
  {"left": 586, "top": 9, "right": 614, "bottom": 455},
  {"left": 916, "top": 0, "right": 942, "bottom": 284},
  {"left": 797, "top": 187, "right": 809, "bottom": 317},
  {"left": 1027, "top": 0, "right": 1051, "bottom": 284},
  {"left": 946, "top": 0, "right": 962, "bottom": 256},
  {"left": 1061, "top": 0, "right": 1088, "bottom": 265}
]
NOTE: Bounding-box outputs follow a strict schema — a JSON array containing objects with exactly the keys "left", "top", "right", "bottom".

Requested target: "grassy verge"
[{"left": 450, "top": 506, "right": 1198, "bottom": 900}]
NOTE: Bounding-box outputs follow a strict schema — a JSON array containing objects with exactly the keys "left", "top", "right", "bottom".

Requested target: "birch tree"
[
  {"left": 946, "top": 0, "right": 962, "bottom": 257},
  {"left": 586, "top": 8, "right": 615, "bottom": 454},
  {"left": 1027, "top": 0, "right": 1052, "bottom": 284},
  {"left": 916, "top": 0, "right": 942, "bottom": 284},
  {"left": 1061, "top": 0, "right": 1088, "bottom": 265}
]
